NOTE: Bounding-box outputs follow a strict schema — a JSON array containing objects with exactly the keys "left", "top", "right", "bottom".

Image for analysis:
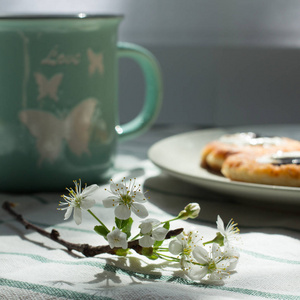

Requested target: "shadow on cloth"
[{"left": 143, "top": 173, "right": 300, "bottom": 236}]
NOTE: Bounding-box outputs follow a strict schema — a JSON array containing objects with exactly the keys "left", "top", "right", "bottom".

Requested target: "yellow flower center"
[
  {"left": 208, "top": 260, "right": 216, "bottom": 271},
  {"left": 121, "top": 194, "right": 132, "bottom": 205},
  {"left": 183, "top": 247, "right": 192, "bottom": 256}
]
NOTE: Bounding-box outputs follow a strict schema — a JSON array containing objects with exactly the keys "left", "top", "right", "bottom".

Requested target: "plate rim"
[{"left": 148, "top": 125, "right": 300, "bottom": 202}]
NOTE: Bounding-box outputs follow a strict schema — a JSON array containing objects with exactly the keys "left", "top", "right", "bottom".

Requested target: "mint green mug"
[{"left": 0, "top": 14, "right": 162, "bottom": 192}]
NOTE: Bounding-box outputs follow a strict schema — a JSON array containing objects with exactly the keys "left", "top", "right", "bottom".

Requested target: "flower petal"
[
  {"left": 216, "top": 259, "right": 231, "bottom": 271},
  {"left": 209, "top": 271, "right": 227, "bottom": 282},
  {"left": 143, "top": 218, "right": 160, "bottom": 226},
  {"left": 107, "top": 228, "right": 128, "bottom": 249},
  {"left": 82, "top": 184, "right": 99, "bottom": 196},
  {"left": 216, "top": 215, "right": 225, "bottom": 234},
  {"left": 133, "top": 191, "right": 147, "bottom": 203},
  {"left": 139, "top": 235, "right": 155, "bottom": 248},
  {"left": 176, "top": 233, "right": 185, "bottom": 241},
  {"left": 107, "top": 229, "right": 118, "bottom": 248},
  {"left": 228, "top": 257, "right": 239, "bottom": 271},
  {"left": 117, "top": 230, "right": 128, "bottom": 249},
  {"left": 120, "top": 239, "right": 128, "bottom": 249},
  {"left": 64, "top": 206, "right": 73, "bottom": 220},
  {"left": 81, "top": 198, "right": 96, "bottom": 210},
  {"left": 102, "top": 196, "right": 118, "bottom": 208},
  {"left": 188, "top": 265, "right": 208, "bottom": 280},
  {"left": 139, "top": 218, "right": 160, "bottom": 234},
  {"left": 132, "top": 203, "right": 148, "bottom": 219},
  {"left": 73, "top": 207, "right": 82, "bottom": 225},
  {"left": 115, "top": 204, "right": 131, "bottom": 220},
  {"left": 193, "top": 246, "right": 209, "bottom": 264},
  {"left": 139, "top": 222, "right": 153, "bottom": 235},
  {"left": 152, "top": 227, "right": 168, "bottom": 241},
  {"left": 118, "top": 183, "right": 127, "bottom": 194},
  {"left": 223, "top": 246, "right": 240, "bottom": 270},
  {"left": 110, "top": 182, "right": 125, "bottom": 195},
  {"left": 169, "top": 239, "right": 183, "bottom": 255},
  {"left": 212, "top": 243, "right": 222, "bottom": 261}
]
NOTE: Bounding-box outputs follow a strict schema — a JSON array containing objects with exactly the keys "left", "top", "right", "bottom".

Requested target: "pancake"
[
  {"left": 200, "top": 132, "right": 300, "bottom": 172},
  {"left": 221, "top": 151, "right": 300, "bottom": 187}
]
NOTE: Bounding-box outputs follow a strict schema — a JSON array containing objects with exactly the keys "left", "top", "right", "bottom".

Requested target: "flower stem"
[
  {"left": 202, "top": 240, "right": 213, "bottom": 245},
  {"left": 87, "top": 209, "right": 109, "bottom": 232},
  {"left": 130, "top": 233, "right": 141, "bottom": 241},
  {"left": 157, "top": 253, "right": 180, "bottom": 262},
  {"left": 161, "top": 216, "right": 180, "bottom": 224},
  {"left": 156, "top": 248, "right": 169, "bottom": 252},
  {"left": 158, "top": 252, "right": 206, "bottom": 267}
]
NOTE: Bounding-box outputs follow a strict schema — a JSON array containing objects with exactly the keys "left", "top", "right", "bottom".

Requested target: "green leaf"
[
  {"left": 122, "top": 217, "right": 133, "bottom": 239},
  {"left": 94, "top": 225, "right": 110, "bottom": 239},
  {"left": 163, "top": 221, "right": 170, "bottom": 230},
  {"left": 153, "top": 240, "right": 164, "bottom": 249},
  {"left": 114, "top": 217, "right": 133, "bottom": 238},
  {"left": 115, "top": 217, "right": 132, "bottom": 230},
  {"left": 115, "top": 248, "right": 129, "bottom": 256},
  {"left": 146, "top": 253, "right": 159, "bottom": 260},
  {"left": 115, "top": 217, "right": 123, "bottom": 229},
  {"left": 141, "top": 247, "right": 159, "bottom": 260},
  {"left": 141, "top": 247, "right": 153, "bottom": 257}
]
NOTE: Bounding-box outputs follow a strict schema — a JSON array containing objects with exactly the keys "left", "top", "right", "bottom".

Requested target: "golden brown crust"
[
  {"left": 221, "top": 153, "right": 300, "bottom": 187},
  {"left": 200, "top": 141, "right": 242, "bottom": 172},
  {"left": 200, "top": 136, "right": 300, "bottom": 173}
]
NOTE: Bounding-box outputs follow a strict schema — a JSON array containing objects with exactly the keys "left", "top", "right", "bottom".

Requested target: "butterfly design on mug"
[
  {"left": 34, "top": 72, "right": 63, "bottom": 102},
  {"left": 87, "top": 48, "right": 104, "bottom": 75},
  {"left": 19, "top": 98, "right": 98, "bottom": 165}
]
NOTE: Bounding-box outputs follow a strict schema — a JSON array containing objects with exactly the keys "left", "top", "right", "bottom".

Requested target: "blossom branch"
[{"left": 2, "top": 201, "right": 183, "bottom": 257}]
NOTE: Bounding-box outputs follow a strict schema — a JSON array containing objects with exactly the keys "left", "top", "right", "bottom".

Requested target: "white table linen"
[{"left": 1, "top": 125, "right": 300, "bottom": 300}]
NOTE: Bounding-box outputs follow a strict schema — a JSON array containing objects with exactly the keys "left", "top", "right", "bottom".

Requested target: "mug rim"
[{"left": 0, "top": 13, "right": 123, "bottom": 20}]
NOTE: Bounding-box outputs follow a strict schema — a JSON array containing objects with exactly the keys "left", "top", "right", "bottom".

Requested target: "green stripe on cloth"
[
  {"left": 2, "top": 217, "right": 300, "bottom": 266},
  {"left": 239, "top": 248, "right": 300, "bottom": 264},
  {"left": 1, "top": 252, "right": 300, "bottom": 299},
  {"left": 0, "top": 278, "right": 113, "bottom": 300}
]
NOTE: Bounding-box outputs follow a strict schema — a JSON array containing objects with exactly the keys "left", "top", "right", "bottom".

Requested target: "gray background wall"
[{"left": 1, "top": 0, "right": 300, "bottom": 126}]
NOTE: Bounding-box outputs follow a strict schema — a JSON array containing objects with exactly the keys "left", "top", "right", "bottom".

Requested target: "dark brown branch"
[{"left": 2, "top": 201, "right": 183, "bottom": 257}]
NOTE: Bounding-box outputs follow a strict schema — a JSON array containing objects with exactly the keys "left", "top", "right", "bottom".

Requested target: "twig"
[{"left": 2, "top": 201, "right": 183, "bottom": 257}]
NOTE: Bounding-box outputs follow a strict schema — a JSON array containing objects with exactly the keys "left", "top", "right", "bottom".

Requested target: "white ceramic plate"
[{"left": 148, "top": 124, "right": 300, "bottom": 204}]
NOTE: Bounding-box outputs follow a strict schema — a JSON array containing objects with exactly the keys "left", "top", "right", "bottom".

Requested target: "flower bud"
[{"left": 177, "top": 203, "right": 200, "bottom": 220}]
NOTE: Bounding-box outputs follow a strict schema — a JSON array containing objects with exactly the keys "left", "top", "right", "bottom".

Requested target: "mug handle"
[{"left": 116, "top": 42, "right": 163, "bottom": 142}]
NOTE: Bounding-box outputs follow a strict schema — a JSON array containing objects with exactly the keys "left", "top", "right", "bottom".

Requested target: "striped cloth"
[{"left": 1, "top": 125, "right": 300, "bottom": 300}]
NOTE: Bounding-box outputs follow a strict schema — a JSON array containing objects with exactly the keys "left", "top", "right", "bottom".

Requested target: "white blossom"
[
  {"left": 189, "top": 243, "right": 233, "bottom": 282},
  {"left": 103, "top": 178, "right": 148, "bottom": 220},
  {"left": 107, "top": 228, "right": 128, "bottom": 249},
  {"left": 58, "top": 180, "right": 98, "bottom": 225},
  {"left": 138, "top": 218, "right": 168, "bottom": 247},
  {"left": 216, "top": 215, "right": 240, "bottom": 246},
  {"left": 223, "top": 244, "right": 240, "bottom": 271},
  {"left": 169, "top": 230, "right": 202, "bottom": 271}
]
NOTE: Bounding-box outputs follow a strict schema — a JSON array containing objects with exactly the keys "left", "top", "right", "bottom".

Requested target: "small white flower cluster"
[
  {"left": 103, "top": 178, "right": 148, "bottom": 220},
  {"left": 138, "top": 219, "right": 168, "bottom": 248},
  {"left": 104, "top": 178, "right": 168, "bottom": 249},
  {"left": 58, "top": 178, "right": 240, "bottom": 284},
  {"left": 169, "top": 216, "right": 240, "bottom": 283}
]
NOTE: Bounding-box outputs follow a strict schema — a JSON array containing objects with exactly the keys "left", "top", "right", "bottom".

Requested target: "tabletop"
[{"left": 1, "top": 125, "right": 300, "bottom": 300}]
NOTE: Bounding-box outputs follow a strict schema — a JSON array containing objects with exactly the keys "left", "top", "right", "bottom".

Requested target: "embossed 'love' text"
[{"left": 41, "top": 45, "right": 81, "bottom": 66}]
